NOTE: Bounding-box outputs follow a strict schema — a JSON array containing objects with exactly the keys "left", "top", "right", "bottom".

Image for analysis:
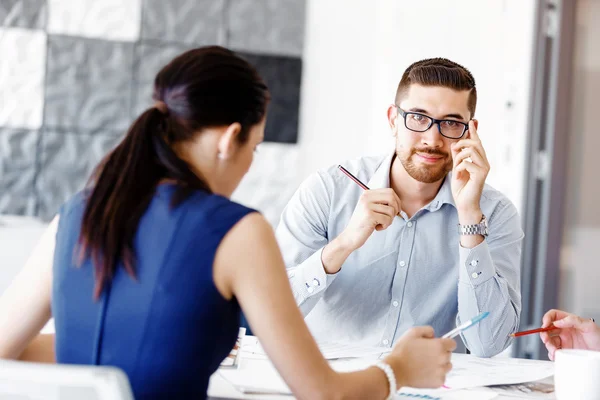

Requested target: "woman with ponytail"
[{"left": 0, "top": 46, "right": 455, "bottom": 399}]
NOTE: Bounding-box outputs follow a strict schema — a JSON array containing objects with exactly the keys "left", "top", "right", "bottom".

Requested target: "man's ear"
[
  {"left": 387, "top": 104, "right": 398, "bottom": 137},
  {"left": 217, "top": 123, "right": 242, "bottom": 160}
]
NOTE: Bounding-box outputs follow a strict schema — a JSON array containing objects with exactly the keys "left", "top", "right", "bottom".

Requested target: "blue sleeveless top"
[{"left": 52, "top": 184, "right": 256, "bottom": 399}]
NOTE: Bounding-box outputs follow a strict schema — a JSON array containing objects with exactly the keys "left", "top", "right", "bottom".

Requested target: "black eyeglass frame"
[{"left": 396, "top": 106, "right": 469, "bottom": 139}]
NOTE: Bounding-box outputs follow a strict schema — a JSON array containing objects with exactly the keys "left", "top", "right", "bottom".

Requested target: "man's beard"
[{"left": 398, "top": 147, "right": 452, "bottom": 184}]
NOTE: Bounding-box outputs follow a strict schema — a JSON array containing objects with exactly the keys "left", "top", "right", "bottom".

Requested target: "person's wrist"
[
  {"left": 457, "top": 207, "right": 483, "bottom": 226},
  {"left": 335, "top": 230, "right": 359, "bottom": 253},
  {"left": 383, "top": 356, "right": 406, "bottom": 389},
  {"left": 373, "top": 361, "right": 397, "bottom": 400},
  {"left": 321, "top": 234, "right": 354, "bottom": 274}
]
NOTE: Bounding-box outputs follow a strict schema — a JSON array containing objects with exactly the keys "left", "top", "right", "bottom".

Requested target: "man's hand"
[
  {"left": 338, "top": 188, "right": 402, "bottom": 251},
  {"left": 451, "top": 120, "right": 490, "bottom": 248},
  {"left": 322, "top": 188, "right": 401, "bottom": 274}
]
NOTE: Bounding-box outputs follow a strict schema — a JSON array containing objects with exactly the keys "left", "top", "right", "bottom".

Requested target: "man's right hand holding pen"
[
  {"left": 321, "top": 188, "right": 402, "bottom": 274},
  {"left": 540, "top": 309, "right": 600, "bottom": 360}
]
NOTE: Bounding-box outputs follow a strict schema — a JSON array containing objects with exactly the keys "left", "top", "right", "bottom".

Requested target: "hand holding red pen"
[
  {"left": 540, "top": 309, "right": 600, "bottom": 361},
  {"left": 322, "top": 166, "right": 402, "bottom": 274},
  {"left": 337, "top": 188, "right": 402, "bottom": 252}
]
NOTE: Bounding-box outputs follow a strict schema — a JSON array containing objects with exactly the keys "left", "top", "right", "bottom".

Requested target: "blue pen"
[{"left": 441, "top": 312, "right": 489, "bottom": 339}]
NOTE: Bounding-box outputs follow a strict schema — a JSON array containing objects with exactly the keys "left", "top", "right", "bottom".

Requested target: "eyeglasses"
[{"left": 396, "top": 106, "right": 469, "bottom": 139}]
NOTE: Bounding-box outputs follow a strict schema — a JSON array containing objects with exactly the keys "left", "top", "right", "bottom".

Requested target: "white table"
[{"left": 207, "top": 357, "right": 556, "bottom": 400}]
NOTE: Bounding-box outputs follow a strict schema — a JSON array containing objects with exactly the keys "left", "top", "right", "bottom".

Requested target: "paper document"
[
  {"left": 481, "top": 376, "right": 555, "bottom": 399},
  {"left": 219, "top": 358, "right": 500, "bottom": 398},
  {"left": 445, "top": 354, "right": 554, "bottom": 390},
  {"left": 240, "top": 335, "right": 391, "bottom": 360},
  {"left": 220, "top": 346, "right": 553, "bottom": 396},
  {"left": 398, "top": 387, "right": 498, "bottom": 400},
  {"left": 219, "top": 359, "right": 290, "bottom": 395}
]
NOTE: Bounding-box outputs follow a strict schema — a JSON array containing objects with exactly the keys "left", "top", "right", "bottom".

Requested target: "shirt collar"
[
  {"left": 366, "top": 150, "right": 455, "bottom": 212},
  {"left": 366, "top": 151, "right": 395, "bottom": 189},
  {"left": 427, "top": 173, "right": 456, "bottom": 211}
]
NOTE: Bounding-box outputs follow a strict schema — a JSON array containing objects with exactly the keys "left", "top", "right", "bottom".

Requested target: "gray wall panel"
[
  {"left": 228, "top": 0, "right": 305, "bottom": 57},
  {"left": 0, "top": 0, "right": 46, "bottom": 29},
  {"left": 44, "top": 35, "right": 134, "bottom": 132},
  {"left": 0, "top": 128, "right": 38, "bottom": 214},
  {"left": 36, "top": 131, "right": 123, "bottom": 219},
  {"left": 141, "top": 0, "right": 223, "bottom": 45}
]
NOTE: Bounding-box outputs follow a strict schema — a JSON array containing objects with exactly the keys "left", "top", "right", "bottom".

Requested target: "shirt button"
[
  {"left": 407, "top": 221, "right": 413, "bottom": 228},
  {"left": 312, "top": 278, "right": 320, "bottom": 287},
  {"left": 399, "top": 261, "right": 406, "bottom": 267},
  {"left": 382, "top": 339, "right": 389, "bottom": 345},
  {"left": 392, "top": 301, "right": 399, "bottom": 307},
  {"left": 307, "top": 287, "right": 314, "bottom": 293},
  {"left": 471, "top": 272, "right": 479, "bottom": 279},
  {"left": 470, "top": 260, "right": 478, "bottom": 267}
]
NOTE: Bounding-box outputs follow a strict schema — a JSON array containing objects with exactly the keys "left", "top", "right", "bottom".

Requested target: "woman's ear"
[{"left": 217, "top": 122, "right": 242, "bottom": 160}]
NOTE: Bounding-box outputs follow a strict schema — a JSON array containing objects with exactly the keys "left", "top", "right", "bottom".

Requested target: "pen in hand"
[
  {"left": 337, "top": 165, "right": 370, "bottom": 190},
  {"left": 510, "top": 325, "right": 558, "bottom": 338},
  {"left": 337, "top": 165, "right": 404, "bottom": 218},
  {"left": 442, "top": 312, "right": 489, "bottom": 339}
]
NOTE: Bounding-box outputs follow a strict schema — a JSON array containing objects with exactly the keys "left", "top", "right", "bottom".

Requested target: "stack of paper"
[
  {"left": 219, "top": 343, "right": 555, "bottom": 398},
  {"left": 240, "top": 336, "right": 391, "bottom": 360},
  {"left": 445, "top": 354, "right": 554, "bottom": 390}
]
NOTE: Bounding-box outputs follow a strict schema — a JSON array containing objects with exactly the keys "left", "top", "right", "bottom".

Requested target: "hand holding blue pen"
[{"left": 442, "top": 312, "right": 489, "bottom": 339}]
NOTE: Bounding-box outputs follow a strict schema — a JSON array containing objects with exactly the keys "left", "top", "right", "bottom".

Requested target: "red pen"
[
  {"left": 510, "top": 325, "right": 558, "bottom": 338},
  {"left": 337, "top": 165, "right": 370, "bottom": 190},
  {"left": 338, "top": 165, "right": 405, "bottom": 218}
]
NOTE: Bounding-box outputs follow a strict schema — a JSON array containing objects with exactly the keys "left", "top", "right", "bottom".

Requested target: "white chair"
[{"left": 0, "top": 360, "right": 134, "bottom": 399}]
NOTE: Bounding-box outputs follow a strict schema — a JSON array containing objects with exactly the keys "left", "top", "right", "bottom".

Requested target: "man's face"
[{"left": 391, "top": 84, "right": 472, "bottom": 184}]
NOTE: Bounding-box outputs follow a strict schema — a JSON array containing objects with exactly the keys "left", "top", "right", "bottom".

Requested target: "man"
[{"left": 276, "top": 58, "right": 523, "bottom": 357}]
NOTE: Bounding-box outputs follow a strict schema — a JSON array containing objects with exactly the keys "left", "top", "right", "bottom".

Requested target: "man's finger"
[
  {"left": 452, "top": 147, "right": 487, "bottom": 171},
  {"left": 454, "top": 159, "right": 482, "bottom": 178},
  {"left": 467, "top": 120, "right": 479, "bottom": 140},
  {"left": 369, "top": 204, "right": 396, "bottom": 221},
  {"left": 364, "top": 190, "right": 402, "bottom": 215}
]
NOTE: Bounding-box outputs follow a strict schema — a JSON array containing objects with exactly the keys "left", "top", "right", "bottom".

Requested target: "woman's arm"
[
  {"left": 0, "top": 216, "right": 59, "bottom": 361},
  {"left": 214, "top": 213, "right": 454, "bottom": 400}
]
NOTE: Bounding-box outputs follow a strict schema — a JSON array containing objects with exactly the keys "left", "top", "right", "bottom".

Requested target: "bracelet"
[{"left": 374, "top": 361, "right": 396, "bottom": 400}]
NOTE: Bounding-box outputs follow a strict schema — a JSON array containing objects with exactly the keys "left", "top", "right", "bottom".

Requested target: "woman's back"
[{"left": 52, "top": 184, "right": 254, "bottom": 398}]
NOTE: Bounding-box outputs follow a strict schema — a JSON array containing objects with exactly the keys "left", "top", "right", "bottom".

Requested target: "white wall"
[
  {"left": 559, "top": 0, "right": 600, "bottom": 321},
  {"left": 298, "top": 0, "right": 536, "bottom": 214}
]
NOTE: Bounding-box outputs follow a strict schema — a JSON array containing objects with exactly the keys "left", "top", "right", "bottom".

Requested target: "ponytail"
[{"left": 78, "top": 107, "right": 209, "bottom": 299}]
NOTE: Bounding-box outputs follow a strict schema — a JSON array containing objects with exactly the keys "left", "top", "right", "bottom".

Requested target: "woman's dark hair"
[{"left": 78, "top": 46, "right": 270, "bottom": 298}]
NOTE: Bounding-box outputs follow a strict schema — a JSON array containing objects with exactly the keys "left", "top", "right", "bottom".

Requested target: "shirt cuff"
[
  {"left": 293, "top": 247, "right": 339, "bottom": 298},
  {"left": 459, "top": 240, "right": 496, "bottom": 286}
]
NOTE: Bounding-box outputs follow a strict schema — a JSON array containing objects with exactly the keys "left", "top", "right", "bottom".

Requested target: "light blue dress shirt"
[{"left": 276, "top": 152, "right": 523, "bottom": 357}]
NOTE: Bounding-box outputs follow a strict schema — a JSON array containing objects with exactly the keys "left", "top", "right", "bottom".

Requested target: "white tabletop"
[{"left": 207, "top": 356, "right": 556, "bottom": 400}]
